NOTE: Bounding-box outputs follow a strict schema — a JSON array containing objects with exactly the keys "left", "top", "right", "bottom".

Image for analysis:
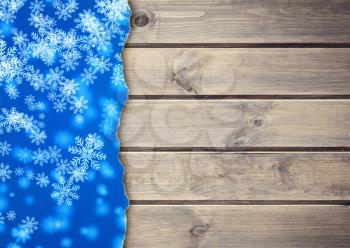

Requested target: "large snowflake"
[{"left": 68, "top": 133, "right": 106, "bottom": 170}]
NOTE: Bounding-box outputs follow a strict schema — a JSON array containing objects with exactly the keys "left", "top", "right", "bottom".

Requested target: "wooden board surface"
[
  {"left": 129, "top": 0, "right": 350, "bottom": 43},
  {"left": 120, "top": 100, "right": 350, "bottom": 148},
  {"left": 124, "top": 1, "right": 350, "bottom": 247},
  {"left": 126, "top": 205, "right": 350, "bottom": 248},
  {"left": 122, "top": 152, "right": 350, "bottom": 201},
  {"left": 124, "top": 48, "right": 350, "bottom": 96}
]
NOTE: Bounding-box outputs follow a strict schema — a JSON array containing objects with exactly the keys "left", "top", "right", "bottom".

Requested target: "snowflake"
[
  {"left": 31, "top": 148, "right": 49, "bottom": 166},
  {"left": 0, "top": 0, "right": 27, "bottom": 23},
  {"left": 6, "top": 210, "right": 16, "bottom": 221},
  {"left": 14, "top": 167, "right": 24, "bottom": 176},
  {"left": 5, "top": 84, "right": 20, "bottom": 99},
  {"left": 21, "top": 216, "right": 38, "bottom": 234},
  {"left": 35, "top": 173, "right": 49, "bottom": 188},
  {"left": 0, "top": 212, "right": 5, "bottom": 224},
  {"left": 69, "top": 96, "right": 88, "bottom": 114},
  {"left": 0, "top": 108, "right": 45, "bottom": 145},
  {"left": 0, "top": 163, "right": 12, "bottom": 182},
  {"left": 29, "top": 129, "right": 47, "bottom": 145},
  {"left": 51, "top": 177, "right": 80, "bottom": 205},
  {"left": 81, "top": 68, "right": 97, "bottom": 85},
  {"left": 53, "top": 0, "right": 79, "bottom": 20},
  {"left": 26, "top": 170, "right": 35, "bottom": 181},
  {"left": 48, "top": 145, "right": 62, "bottom": 163},
  {"left": 56, "top": 159, "right": 70, "bottom": 176},
  {"left": 60, "top": 49, "right": 81, "bottom": 71},
  {"left": 68, "top": 165, "right": 88, "bottom": 182},
  {"left": 68, "top": 133, "right": 106, "bottom": 170},
  {"left": 95, "top": 0, "right": 129, "bottom": 21},
  {"left": 0, "top": 40, "right": 25, "bottom": 86},
  {"left": 86, "top": 53, "right": 111, "bottom": 73},
  {"left": 29, "top": 0, "right": 45, "bottom": 14},
  {"left": 111, "top": 64, "right": 124, "bottom": 86},
  {"left": 0, "top": 141, "right": 12, "bottom": 156}
]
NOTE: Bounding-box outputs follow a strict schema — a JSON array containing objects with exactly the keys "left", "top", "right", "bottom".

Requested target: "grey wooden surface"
[{"left": 122, "top": 0, "right": 350, "bottom": 247}]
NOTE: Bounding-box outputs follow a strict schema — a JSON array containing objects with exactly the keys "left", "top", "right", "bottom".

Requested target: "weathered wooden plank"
[
  {"left": 124, "top": 48, "right": 350, "bottom": 96},
  {"left": 126, "top": 205, "right": 350, "bottom": 248},
  {"left": 129, "top": 0, "right": 350, "bottom": 43},
  {"left": 120, "top": 100, "right": 350, "bottom": 148},
  {"left": 122, "top": 152, "right": 350, "bottom": 200}
]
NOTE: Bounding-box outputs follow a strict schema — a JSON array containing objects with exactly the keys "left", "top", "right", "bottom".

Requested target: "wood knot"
[
  {"left": 132, "top": 11, "right": 151, "bottom": 27},
  {"left": 250, "top": 118, "right": 263, "bottom": 127},
  {"left": 190, "top": 224, "right": 210, "bottom": 237}
]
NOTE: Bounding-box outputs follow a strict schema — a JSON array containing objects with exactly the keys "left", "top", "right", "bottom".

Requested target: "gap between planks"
[{"left": 125, "top": 43, "right": 350, "bottom": 48}]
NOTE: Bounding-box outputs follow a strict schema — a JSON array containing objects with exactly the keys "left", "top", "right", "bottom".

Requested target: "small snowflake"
[
  {"left": 48, "top": 145, "right": 62, "bottom": 163},
  {"left": 32, "top": 148, "right": 50, "bottom": 166},
  {"left": 26, "top": 170, "right": 35, "bottom": 181},
  {"left": 0, "top": 163, "right": 12, "bottom": 182},
  {"left": 56, "top": 159, "right": 70, "bottom": 176},
  {"left": 35, "top": 173, "right": 49, "bottom": 188},
  {"left": 14, "top": 167, "right": 24, "bottom": 176},
  {"left": 21, "top": 216, "right": 38, "bottom": 234},
  {"left": 6, "top": 210, "right": 16, "bottom": 221},
  {"left": 0, "top": 141, "right": 11, "bottom": 156},
  {"left": 51, "top": 177, "right": 80, "bottom": 206},
  {"left": 68, "top": 165, "right": 88, "bottom": 182}
]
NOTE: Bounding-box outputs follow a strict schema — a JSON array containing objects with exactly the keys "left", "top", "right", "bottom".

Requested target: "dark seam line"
[
  {"left": 128, "top": 95, "right": 350, "bottom": 100},
  {"left": 120, "top": 147, "right": 350, "bottom": 152},
  {"left": 125, "top": 43, "right": 350, "bottom": 48},
  {"left": 129, "top": 200, "right": 350, "bottom": 206}
]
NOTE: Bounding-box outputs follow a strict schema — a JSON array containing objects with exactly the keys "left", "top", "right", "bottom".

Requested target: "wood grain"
[
  {"left": 124, "top": 48, "right": 350, "bottom": 96},
  {"left": 129, "top": 0, "right": 350, "bottom": 44},
  {"left": 122, "top": 152, "right": 350, "bottom": 201},
  {"left": 120, "top": 100, "right": 350, "bottom": 148},
  {"left": 126, "top": 205, "right": 350, "bottom": 248}
]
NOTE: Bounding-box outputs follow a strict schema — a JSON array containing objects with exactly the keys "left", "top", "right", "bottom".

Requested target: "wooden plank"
[
  {"left": 126, "top": 205, "right": 350, "bottom": 248},
  {"left": 129, "top": 0, "right": 350, "bottom": 44},
  {"left": 119, "top": 100, "right": 350, "bottom": 148},
  {"left": 124, "top": 48, "right": 350, "bottom": 96},
  {"left": 122, "top": 152, "right": 350, "bottom": 201}
]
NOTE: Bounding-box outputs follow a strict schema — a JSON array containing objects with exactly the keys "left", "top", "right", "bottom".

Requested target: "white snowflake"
[
  {"left": 35, "top": 173, "right": 49, "bottom": 187},
  {"left": 14, "top": 167, "right": 24, "bottom": 176},
  {"left": 0, "top": 141, "right": 12, "bottom": 156},
  {"left": 51, "top": 177, "right": 80, "bottom": 205},
  {"left": 21, "top": 216, "right": 39, "bottom": 234},
  {"left": 53, "top": 0, "right": 79, "bottom": 20},
  {"left": 68, "top": 133, "right": 106, "bottom": 170},
  {"left": 31, "top": 148, "right": 50, "bottom": 166},
  {"left": 48, "top": 145, "right": 62, "bottom": 163},
  {"left": 0, "top": 108, "right": 45, "bottom": 145},
  {"left": 6, "top": 210, "right": 16, "bottom": 221},
  {"left": 26, "top": 170, "right": 35, "bottom": 181},
  {"left": 68, "top": 165, "right": 88, "bottom": 182},
  {"left": 69, "top": 96, "right": 88, "bottom": 114},
  {"left": 56, "top": 159, "right": 70, "bottom": 176},
  {"left": 95, "top": 0, "right": 129, "bottom": 21},
  {"left": 0, "top": 163, "right": 12, "bottom": 182},
  {"left": 0, "top": 0, "right": 27, "bottom": 23}
]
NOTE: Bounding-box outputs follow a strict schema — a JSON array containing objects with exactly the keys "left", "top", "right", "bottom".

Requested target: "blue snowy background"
[{"left": 0, "top": 0, "right": 131, "bottom": 247}]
